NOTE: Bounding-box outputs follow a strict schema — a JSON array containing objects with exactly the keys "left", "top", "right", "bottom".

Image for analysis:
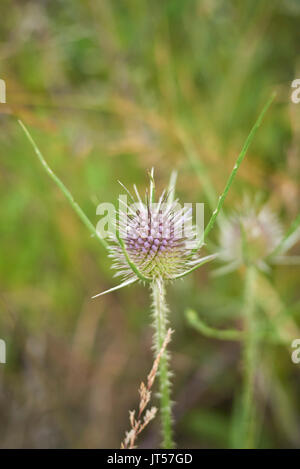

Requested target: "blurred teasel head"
[{"left": 216, "top": 198, "right": 300, "bottom": 274}]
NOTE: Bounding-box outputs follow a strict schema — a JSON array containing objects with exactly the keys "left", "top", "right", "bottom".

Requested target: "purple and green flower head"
[{"left": 93, "top": 169, "right": 216, "bottom": 297}]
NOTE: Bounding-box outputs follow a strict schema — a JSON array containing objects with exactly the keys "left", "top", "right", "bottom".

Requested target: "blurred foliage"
[{"left": 0, "top": 0, "right": 299, "bottom": 448}]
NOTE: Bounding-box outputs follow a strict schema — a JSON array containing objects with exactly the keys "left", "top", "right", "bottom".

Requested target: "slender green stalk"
[
  {"left": 18, "top": 119, "right": 108, "bottom": 251},
  {"left": 186, "top": 308, "right": 287, "bottom": 345},
  {"left": 151, "top": 278, "right": 174, "bottom": 449},
  {"left": 241, "top": 265, "right": 258, "bottom": 448}
]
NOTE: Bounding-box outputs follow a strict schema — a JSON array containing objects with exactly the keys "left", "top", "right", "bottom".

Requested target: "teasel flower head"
[
  {"left": 93, "top": 169, "right": 217, "bottom": 297},
  {"left": 215, "top": 198, "right": 300, "bottom": 275}
]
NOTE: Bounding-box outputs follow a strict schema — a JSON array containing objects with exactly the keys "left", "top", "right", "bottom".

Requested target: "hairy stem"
[
  {"left": 241, "top": 265, "right": 258, "bottom": 448},
  {"left": 151, "top": 278, "right": 174, "bottom": 449}
]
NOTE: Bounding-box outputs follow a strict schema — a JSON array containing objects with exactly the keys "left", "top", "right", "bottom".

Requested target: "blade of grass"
[
  {"left": 148, "top": 167, "right": 155, "bottom": 203},
  {"left": 18, "top": 119, "right": 108, "bottom": 251},
  {"left": 194, "top": 93, "right": 276, "bottom": 251},
  {"left": 178, "top": 129, "right": 218, "bottom": 211},
  {"left": 167, "top": 170, "right": 177, "bottom": 205}
]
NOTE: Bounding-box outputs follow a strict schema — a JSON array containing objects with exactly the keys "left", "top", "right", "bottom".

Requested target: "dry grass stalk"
[{"left": 121, "top": 328, "right": 173, "bottom": 449}]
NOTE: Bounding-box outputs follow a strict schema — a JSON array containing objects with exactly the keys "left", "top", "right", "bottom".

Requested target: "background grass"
[{"left": 0, "top": 0, "right": 299, "bottom": 448}]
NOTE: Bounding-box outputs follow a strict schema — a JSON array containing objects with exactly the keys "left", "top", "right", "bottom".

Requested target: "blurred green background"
[{"left": 0, "top": 0, "right": 300, "bottom": 448}]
